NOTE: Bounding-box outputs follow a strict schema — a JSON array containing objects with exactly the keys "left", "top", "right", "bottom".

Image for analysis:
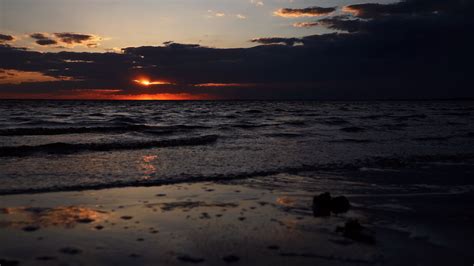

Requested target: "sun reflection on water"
[{"left": 139, "top": 155, "right": 158, "bottom": 180}]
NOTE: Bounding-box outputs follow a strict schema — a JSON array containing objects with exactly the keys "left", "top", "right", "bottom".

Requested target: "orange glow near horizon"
[
  {"left": 133, "top": 79, "right": 172, "bottom": 86},
  {"left": 113, "top": 93, "right": 212, "bottom": 100},
  {"left": 0, "top": 89, "right": 212, "bottom": 100},
  {"left": 194, "top": 83, "right": 253, "bottom": 87}
]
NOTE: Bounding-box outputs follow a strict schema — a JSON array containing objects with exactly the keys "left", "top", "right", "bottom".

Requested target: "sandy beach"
[{"left": 1, "top": 170, "right": 473, "bottom": 266}]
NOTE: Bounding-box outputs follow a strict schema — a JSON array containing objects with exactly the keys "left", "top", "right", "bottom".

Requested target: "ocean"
[{"left": 1, "top": 100, "right": 473, "bottom": 194}]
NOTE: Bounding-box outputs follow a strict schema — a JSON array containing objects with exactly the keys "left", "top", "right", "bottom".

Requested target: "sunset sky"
[{"left": 1, "top": 0, "right": 473, "bottom": 100}]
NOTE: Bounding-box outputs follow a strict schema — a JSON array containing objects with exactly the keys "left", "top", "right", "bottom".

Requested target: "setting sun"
[{"left": 133, "top": 79, "right": 171, "bottom": 86}]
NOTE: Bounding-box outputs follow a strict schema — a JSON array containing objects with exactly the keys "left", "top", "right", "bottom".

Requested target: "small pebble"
[{"left": 22, "top": 225, "right": 40, "bottom": 232}]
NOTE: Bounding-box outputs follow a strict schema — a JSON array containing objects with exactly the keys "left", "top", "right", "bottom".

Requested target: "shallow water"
[{"left": 0, "top": 100, "right": 473, "bottom": 193}]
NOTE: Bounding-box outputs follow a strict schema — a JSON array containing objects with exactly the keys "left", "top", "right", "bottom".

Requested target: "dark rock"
[
  {"left": 0, "top": 258, "right": 20, "bottom": 266},
  {"left": 77, "top": 218, "right": 94, "bottom": 223},
  {"left": 36, "top": 256, "right": 56, "bottom": 261},
  {"left": 267, "top": 245, "right": 280, "bottom": 250},
  {"left": 129, "top": 253, "right": 140, "bottom": 258},
  {"left": 22, "top": 225, "right": 40, "bottom": 232},
  {"left": 312, "top": 192, "right": 332, "bottom": 217},
  {"left": 222, "top": 255, "right": 240, "bottom": 263},
  {"left": 331, "top": 196, "right": 350, "bottom": 214},
  {"left": 95, "top": 225, "right": 104, "bottom": 230},
  {"left": 120, "top": 216, "right": 133, "bottom": 220},
  {"left": 336, "top": 220, "right": 375, "bottom": 245},
  {"left": 177, "top": 255, "right": 205, "bottom": 263},
  {"left": 200, "top": 212, "right": 211, "bottom": 219}
]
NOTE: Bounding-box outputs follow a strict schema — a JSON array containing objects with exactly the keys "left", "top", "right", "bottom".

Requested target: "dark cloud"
[
  {"left": 317, "top": 16, "right": 363, "bottom": 33},
  {"left": 0, "top": 34, "right": 14, "bottom": 43},
  {"left": 274, "top": 6, "right": 336, "bottom": 18},
  {"left": 250, "top": 37, "right": 301, "bottom": 46},
  {"left": 343, "top": 0, "right": 472, "bottom": 18},
  {"left": 30, "top": 33, "right": 48, "bottom": 40},
  {"left": 30, "top": 33, "right": 58, "bottom": 46},
  {"left": 54, "top": 33, "right": 94, "bottom": 44},
  {"left": 29, "top": 32, "right": 101, "bottom": 48},
  {"left": 35, "top": 39, "right": 58, "bottom": 46},
  {"left": 1, "top": 0, "right": 474, "bottom": 99},
  {"left": 292, "top": 16, "right": 361, "bottom": 32}
]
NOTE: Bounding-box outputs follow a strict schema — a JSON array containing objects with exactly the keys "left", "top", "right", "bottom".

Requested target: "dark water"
[{"left": 0, "top": 100, "right": 473, "bottom": 194}]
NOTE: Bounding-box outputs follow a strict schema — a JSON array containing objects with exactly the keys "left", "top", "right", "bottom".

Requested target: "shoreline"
[
  {"left": 1, "top": 172, "right": 473, "bottom": 265},
  {"left": 2, "top": 152, "right": 474, "bottom": 196}
]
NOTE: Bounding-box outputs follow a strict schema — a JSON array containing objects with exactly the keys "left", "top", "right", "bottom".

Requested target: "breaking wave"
[{"left": 0, "top": 134, "right": 219, "bottom": 157}]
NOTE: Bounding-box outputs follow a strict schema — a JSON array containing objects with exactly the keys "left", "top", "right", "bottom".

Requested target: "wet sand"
[{"left": 1, "top": 174, "right": 473, "bottom": 266}]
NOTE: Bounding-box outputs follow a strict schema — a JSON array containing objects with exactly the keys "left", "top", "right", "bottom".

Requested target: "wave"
[
  {"left": 330, "top": 138, "right": 372, "bottom": 143},
  {"left": 0, "top": 125, "right": 151, "bottom": 136},
  {"left": 0, "top": 134, "right": 219, "bottom": 157},
  {"left": 413, "top": 136, "right": 451, "bottom": 141},
  {"left": 444, "top": 112, "right": 471, "bottom": 117},
  {"left": 229, "top": 123, "right": 271, "bottom": 129},
  {"left": 243, "top": 109, "right": 263, "bottom": 114},
  {"left": 0, "top": 124, "right": 212, "bottom": 136},
  {"left": 1, "top": 152, "right": 473, "bottom": 195},
  {"left": 359, "top": 114, "right": 387, "bottom": 120},
  {"left": 317, "top": 118, "right": 350, "bottom": 125},
  {"left": 393, "top": 114, "right": 427, "bottom": 121},
  {"left": 340, "top": 126, "right": 365, "bottom": 133},
  {"left": 227, "top": 121, "right": 304, "bottom": 130},
  {"left": 109, "top": 116, "right": 146, "bottom": 125},
  {"left": 282, "top": 120, "right": 306, "bottom": 126},
  {"left": 18, "top": 119, "right": 73, "bottom": 127},
  {"left": 264, "top": 133, "right": 304, "bottom": 138}
]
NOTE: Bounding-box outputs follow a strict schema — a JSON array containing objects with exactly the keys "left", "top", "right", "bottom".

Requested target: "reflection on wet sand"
[
  {"left": 276, "top": 196, "right": 296, "bottom": 207},
  {"left": 2, "top": 180, "right": 468, "bottom": 266},
  {"left": 0, "top": 206, "right": 108, "bottom": 229}
]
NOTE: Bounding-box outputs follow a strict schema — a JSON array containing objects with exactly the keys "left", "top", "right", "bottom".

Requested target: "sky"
[
  {"left": 0, "top": 0, "right": 473, "bottom": 100},
  {"left": 2, "top": 0, "right": 394, "bottom": 50}
]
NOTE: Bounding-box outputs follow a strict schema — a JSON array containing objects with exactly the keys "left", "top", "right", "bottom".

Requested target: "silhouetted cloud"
[
  {"left": 30, "top": 33, "right": 58, "bottom": 46},
  {"left": 343, "top": 0, "right": 469, "bottom": 18},
  {"left": 317, "top": 16, "right": 362, "bottom": 33},
  {"left": 293, "top": 22, "right": 319, "bottom": 28},
  {"left": 30, "top": 33, "right": 48, "bottom": 40},
  {"left": 29, "top": 32, "right": 102, "bottom": 48},
  {"left": 0, "top": 34, "right": 14, "bottom": 43},
  {"left": 250, "top": 37, "right": 301, "bottom": 46},
  {"left": 274, "top": 6, "right": 336, "bottom": 18},
  {"left": 54, "top": 33, "right": 94, "bottom": 44},
  {"left": 293, "top": 17, "right": 361, "bottom": 32},
  {"left": 36, "top": 39, "right": 58, "bottom": 46}
]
